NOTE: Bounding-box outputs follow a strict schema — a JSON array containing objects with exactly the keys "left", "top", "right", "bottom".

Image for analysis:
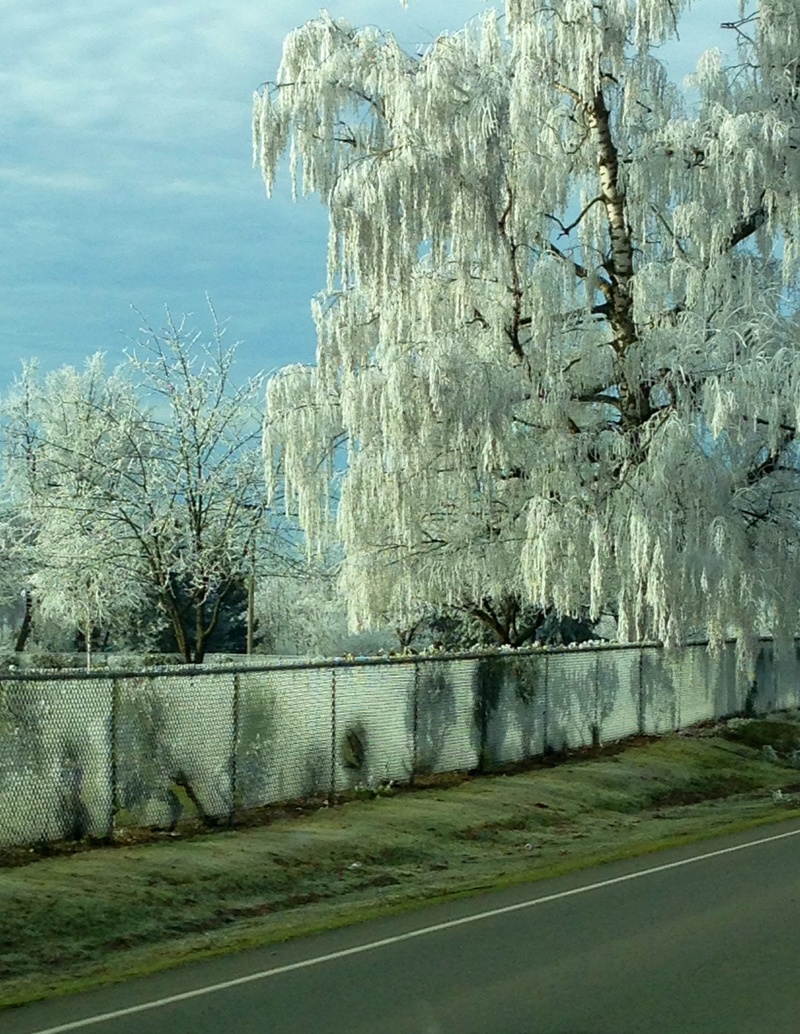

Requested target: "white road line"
[{"left": 23, "top": 824, "right": 800, "bottom": 1034}]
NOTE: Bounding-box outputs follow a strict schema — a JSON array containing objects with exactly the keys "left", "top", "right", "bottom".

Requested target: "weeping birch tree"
[{"left": 256, "top": 1, "right": 800, "bottom": 653}]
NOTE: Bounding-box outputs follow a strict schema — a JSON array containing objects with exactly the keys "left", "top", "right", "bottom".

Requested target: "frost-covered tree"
[
  {"left": 0, "top": 505, "right": 36, "bottom": 651},
  {"left": 255, "top": 559, "right": 396, "bottom": 656},
  {"left": 256, "top": 1, "right": 800, "bottom": 655},
  {"left": 1, "top": 356, "right": 149, "bottom": 660},
  {"left": 123, "top": 309, "right": 268, "bottom": 662},
  {"left": 2, "top": 311, "right": 270, "bottom": 663},
  {"left": 33, "top": 525, "right": 146, "bottom": 669},
  {"left": 255, "top": 564, "right": 344, "bottom": 656}
]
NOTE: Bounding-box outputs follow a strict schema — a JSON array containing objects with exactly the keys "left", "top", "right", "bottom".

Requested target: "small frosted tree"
[
  {"left": 2, "top": 311, "right": 270, "bottom": 662},
  {"left": 32, "top": 527, "right": 146, "bottom": 669},
  {"left": 255, "top": 566, "right": 345, "bottom": 656},
  {"left": 123, "top": 308, "right": 268, "bottom": 662},
  {"left": 256, "top": 1, "right": 800, "bottom": 655},
  {"left": 0, "top": 505, "right": 36, "bottom": 651},
  {"left": 1, "top": 355, "right": 149, "bottom": 659},
  {"left": 255, "top": 561, "right": 398, "bottom": 656}
]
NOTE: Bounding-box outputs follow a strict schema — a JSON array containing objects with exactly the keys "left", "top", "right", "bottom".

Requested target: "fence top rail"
[{"left": 0, "top": 638, "right": 741, "bottom": 683}]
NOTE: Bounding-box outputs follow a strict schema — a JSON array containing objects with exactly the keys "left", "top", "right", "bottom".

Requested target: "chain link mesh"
[
  {"left": 236, "top": 666, "right": 333, "bottom": 808},
  {"left": 596, "top": 647, "right": 640, "bottom": 741},
  {"left": 0, "top": 677, "right": 113, "bottom": 845},
  {"left": 333, "top": 663, "right": 414, "bottom": 793},
  {"left": 116, "top": 673, "right": 234, "bottom": 829},
  {"left": 0, "top": 640, "right": 790, "bottom": 848}
]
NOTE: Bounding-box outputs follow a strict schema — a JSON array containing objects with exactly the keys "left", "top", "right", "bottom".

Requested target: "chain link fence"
[{"left": 1, "top": 640, "right": 797, "bottom": 848}]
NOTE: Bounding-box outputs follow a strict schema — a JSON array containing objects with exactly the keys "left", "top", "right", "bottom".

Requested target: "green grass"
[{"left": 2, "top": 727, "right": 800, "bottom": 1008}]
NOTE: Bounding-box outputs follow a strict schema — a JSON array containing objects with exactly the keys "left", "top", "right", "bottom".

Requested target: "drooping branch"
[
  {"left": 545, "top": 196, "right": 604, "bottom": 239},
  {"left": 725, "top": 200, "right": 768, "bottom": 251}
]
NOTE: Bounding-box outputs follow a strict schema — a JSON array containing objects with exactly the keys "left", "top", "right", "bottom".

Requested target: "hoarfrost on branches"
[
  {"left": 256, "top": 1, "right": 800, "bottom": 656},
  {"left": 255, "top": 561, "right": 393, "bottom": 657},
  {"left": 2, "top": 356, "right": 150, "bottom": 663},
  {"left": 2, "top": 311, "right": 271, "bottom": 663}
]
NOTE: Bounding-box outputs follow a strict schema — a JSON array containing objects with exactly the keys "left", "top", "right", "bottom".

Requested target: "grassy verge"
[{"left": 3, "top": 723, "right": 800, "bottom": 1008}]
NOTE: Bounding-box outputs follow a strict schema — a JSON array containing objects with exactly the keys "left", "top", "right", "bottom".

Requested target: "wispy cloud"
[
  {"left": 150, "top": 178, "right": 232, "bottom": 199},
  {"left": 0, "top": 166, "right": 103, "bottom": 192}
]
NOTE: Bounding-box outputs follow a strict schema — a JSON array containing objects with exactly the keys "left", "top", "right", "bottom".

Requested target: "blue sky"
[{"left": 0, "top": 1, "right": 734, "bottom": 394}]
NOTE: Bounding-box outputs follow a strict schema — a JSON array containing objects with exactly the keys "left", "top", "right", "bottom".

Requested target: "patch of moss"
[{"left": 722, "top": 720, "right": 800, "bottom": 754}]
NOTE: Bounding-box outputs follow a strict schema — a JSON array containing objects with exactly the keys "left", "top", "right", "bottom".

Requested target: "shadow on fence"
[{"left": 0, "top": 639, "right": 785, "bottom": 849}]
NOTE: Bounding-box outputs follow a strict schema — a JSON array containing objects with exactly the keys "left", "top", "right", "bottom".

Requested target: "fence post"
[
  {"left": 543, "top": 653, "right": 550, "bottom": 755},
  {"left": 476, "top": 661, "right": 486, "bottom": 774},
  {"left": 475, "top": 656, "right": 503, "bottom": 773},
  {"left": 638, "top": 648, "right": 645, "bottom": 735},
  {"left": 231, "top": 672, "right": 240, "bottom": 823},
  {"left": 592, "top": 651, "right": 601, "bottom": 749},
  {"left": 410, "top": 661, "right": 420, "bottom": 786},
  {"left": 329, "top": 667, "right": 337, "bottom": 805},
  {"left": 110, "top": 676, "right": 119, "bottom": 840}
]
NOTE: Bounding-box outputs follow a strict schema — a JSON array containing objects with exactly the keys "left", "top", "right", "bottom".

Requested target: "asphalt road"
[{"left": 6, "top": 819, "right": 800, "bottom": 1034}]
